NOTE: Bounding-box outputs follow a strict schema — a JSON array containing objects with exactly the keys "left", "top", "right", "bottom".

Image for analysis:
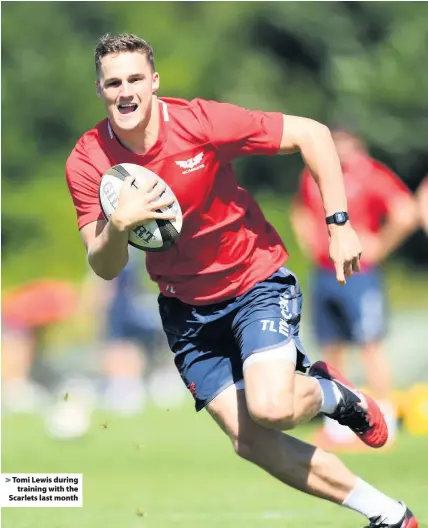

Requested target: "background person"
[{"left": 79, "top": 248, "right": 170, "bottom": 413}]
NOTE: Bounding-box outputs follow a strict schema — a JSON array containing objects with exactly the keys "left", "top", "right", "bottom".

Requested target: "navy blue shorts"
[
  {"left": 310, "top": 268, "right": 387, "bottom": 345},
  {"left": 158, "top": 267, "right": 309, "bottom": 411}
]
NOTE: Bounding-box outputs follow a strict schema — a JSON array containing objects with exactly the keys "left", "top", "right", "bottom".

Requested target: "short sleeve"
[
  {"left": 65, "top": 144, "right": 104, "bottom": 230},
  {"left": 196, "top": 99, "right": 283, "bottom": 161}
]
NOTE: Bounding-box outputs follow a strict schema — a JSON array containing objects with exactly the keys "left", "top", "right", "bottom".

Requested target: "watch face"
[{"left": 336, "top": 212, "right": 347, "bottom": 224}]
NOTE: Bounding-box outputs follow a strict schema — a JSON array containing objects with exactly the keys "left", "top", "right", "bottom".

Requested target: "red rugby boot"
[{"left": 309, "top": 361, "right": 388, "bottom": 448}]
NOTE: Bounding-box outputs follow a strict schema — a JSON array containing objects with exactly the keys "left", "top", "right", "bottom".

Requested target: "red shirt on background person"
[{"left": 296, "top": 130, "right": 414, "bottom": 271}]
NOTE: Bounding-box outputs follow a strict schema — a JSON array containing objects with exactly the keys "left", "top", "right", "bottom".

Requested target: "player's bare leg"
[
  {"left": 243, "top": 343, "right": 388, "bottom": 448},
  {"left": 209, "top": 384, "right": 355, "bottom": 502},
  {"left": 243, "top": 354, "right": 323, "bottom": 429},
  {"left": 207, "top": 385, "right": 417, "bottom": 527}
]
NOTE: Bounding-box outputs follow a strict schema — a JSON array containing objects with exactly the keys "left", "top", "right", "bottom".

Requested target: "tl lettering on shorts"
[
  {"left": 260, "top": 319, "right": 289, "bottom": 337},
  {"left": 260, "top": 291, "right": 293, "bottom": 337}
]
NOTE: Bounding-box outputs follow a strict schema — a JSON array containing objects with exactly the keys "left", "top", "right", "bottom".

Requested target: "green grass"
[{"left": 2, "top": 404, "right": 427, "bottom": 528}]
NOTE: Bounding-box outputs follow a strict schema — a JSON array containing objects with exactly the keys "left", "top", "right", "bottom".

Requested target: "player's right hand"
[
  {"left": 111, "top": 176, "right": 176, "bottom": 232},
  {"left": 328, "top": 223, "right": 362, "bottom": 285}
]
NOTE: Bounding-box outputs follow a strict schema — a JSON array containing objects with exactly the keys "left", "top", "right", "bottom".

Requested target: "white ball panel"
[{"left": 98, "top": 163, "right": 182, "bottom": 252}]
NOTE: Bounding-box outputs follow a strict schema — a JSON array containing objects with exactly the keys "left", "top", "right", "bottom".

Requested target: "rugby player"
[{"left": 65, "top": 33, "right": 417, "bottom": 527}]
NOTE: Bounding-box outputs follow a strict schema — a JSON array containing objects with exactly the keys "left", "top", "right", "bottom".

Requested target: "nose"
[{"left": 119, "top": 81, "right": 133, "bottom": 98}]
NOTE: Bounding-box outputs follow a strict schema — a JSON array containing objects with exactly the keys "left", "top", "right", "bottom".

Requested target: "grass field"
[{"left": 2, "top": 403, "right": 427, "bottom": 528}]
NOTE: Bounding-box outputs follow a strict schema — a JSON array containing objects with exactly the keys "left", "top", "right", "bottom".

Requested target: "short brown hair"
[{"left": 95, "top": 33, "right": 155, "bottom": 75}]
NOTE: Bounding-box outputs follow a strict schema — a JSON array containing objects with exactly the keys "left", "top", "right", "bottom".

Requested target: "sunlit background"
[{"left": 2, "top": 2, "right": 428, "bottom": 527}]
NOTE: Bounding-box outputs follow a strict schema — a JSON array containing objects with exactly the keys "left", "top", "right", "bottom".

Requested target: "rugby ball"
[{"left": 99, "top": 163, "right": 182, "bottom": 252}]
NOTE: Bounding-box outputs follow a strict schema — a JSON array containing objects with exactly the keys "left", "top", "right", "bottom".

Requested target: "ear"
[
  {"left": 95, "top": 80, "right": 102, "bottom": 98},
  {"left": 152, "top": 72, "right": 160, "bottom": 94}
]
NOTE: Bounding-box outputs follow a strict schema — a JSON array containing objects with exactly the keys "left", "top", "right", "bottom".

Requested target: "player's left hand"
[{"left": 328, "top": 224, "right": 363, "bottom": 285}]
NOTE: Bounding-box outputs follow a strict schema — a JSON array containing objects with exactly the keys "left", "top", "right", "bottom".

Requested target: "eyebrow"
[{"left": 103, "top": 73, "right": 145, "bottom": 84}]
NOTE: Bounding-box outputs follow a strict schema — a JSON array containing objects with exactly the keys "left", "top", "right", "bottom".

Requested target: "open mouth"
[{"left": 118, "top": 103, "right": 138, "bottom": 115}]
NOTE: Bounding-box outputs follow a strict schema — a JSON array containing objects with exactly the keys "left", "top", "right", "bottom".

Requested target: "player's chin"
[{"left": 112, "top": 110, "right": 142, "bottom": 131}]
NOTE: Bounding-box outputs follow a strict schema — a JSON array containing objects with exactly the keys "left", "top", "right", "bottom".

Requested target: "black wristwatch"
[{"left": 326, "top": 211, "right": 349, "bottom": 226}]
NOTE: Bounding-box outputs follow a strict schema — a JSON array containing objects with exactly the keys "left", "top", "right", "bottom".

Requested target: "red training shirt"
[
  {"left": 297, "top": 155, "right": 411, "bottom": 270},
  {"left": 66, "top": 97, "right": 287, "bottom": 304}
]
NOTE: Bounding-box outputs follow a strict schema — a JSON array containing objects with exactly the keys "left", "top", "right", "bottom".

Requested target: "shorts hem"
[{"left": 247, "top": 337, "right": 293, "bottom": 356}]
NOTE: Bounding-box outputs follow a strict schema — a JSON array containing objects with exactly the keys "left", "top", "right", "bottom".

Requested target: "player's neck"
[{"left": 111, "top": 97, "right": 160, "bottom": 156}]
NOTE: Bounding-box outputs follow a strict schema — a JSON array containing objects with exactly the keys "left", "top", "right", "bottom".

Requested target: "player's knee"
[{"left": 248, "top": 397, "right": 296, "bottom": 430}]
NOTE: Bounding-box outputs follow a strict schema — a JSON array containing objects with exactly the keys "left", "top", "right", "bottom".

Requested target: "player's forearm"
[
  {"left": 87, "top": 217, "right": 129, "bottom": 280},
  {"left": 299, "top": 125, "right": 348, "bottom": 218}
]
